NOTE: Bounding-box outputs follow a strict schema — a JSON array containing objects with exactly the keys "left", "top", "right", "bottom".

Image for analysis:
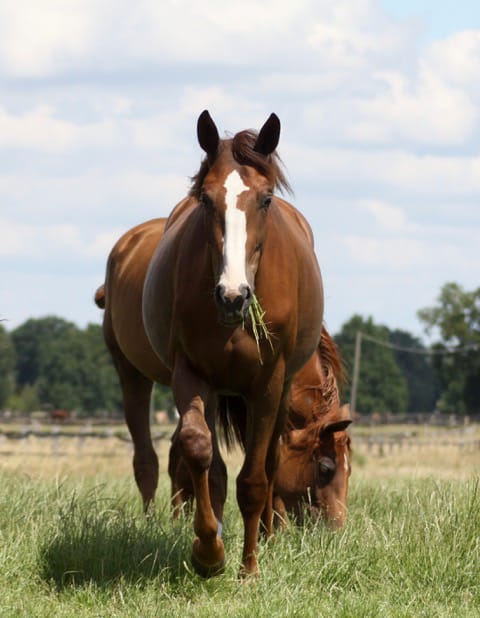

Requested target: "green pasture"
[{"left": 0, "top": 427, "right": 479, "bottom": 617}]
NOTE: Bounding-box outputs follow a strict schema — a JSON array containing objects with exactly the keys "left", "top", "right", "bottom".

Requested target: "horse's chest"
[{"left": 183, "top": 328, "right": 266, "bottom": 391}]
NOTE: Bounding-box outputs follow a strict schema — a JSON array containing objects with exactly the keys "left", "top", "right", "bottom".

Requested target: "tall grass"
[{"left": 1, "top": 468, "right": 479, "bottom": 617}]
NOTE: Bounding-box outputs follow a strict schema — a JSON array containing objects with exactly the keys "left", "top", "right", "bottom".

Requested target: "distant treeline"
[
  {"left": 0, "top": 318, "right": 173, "bottom": 418},
  {"left": 0, "top": 282, "right": 478, "bottom": 416}
]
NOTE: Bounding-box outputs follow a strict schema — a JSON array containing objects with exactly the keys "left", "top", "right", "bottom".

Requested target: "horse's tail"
[
  {"left": 94, "top": 284, "right": 105, "bottom": 309},
  {"left": 217, "top": 395, "right": 246, "bottom": 452}
]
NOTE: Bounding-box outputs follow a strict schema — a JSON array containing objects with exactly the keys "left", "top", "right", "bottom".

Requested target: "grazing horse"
[
  {"left": 97, "top": 111, "right": 324, "bottom": 576},
  {"left": 169, "top": 327, "right": 352, "bottom": 530},
  {"left": 273, "top": 327, "right": 352, "bottom": 529}
]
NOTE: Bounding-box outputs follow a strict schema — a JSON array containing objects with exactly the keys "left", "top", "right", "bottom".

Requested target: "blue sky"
[
  {"left": 1, "top": 1, "right": 479, "bottom": 340},
  {"left": 380, "top": 0, "right": 480, "bottom": 40}
]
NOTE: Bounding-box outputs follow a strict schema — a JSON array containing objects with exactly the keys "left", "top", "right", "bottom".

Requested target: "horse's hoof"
[{"left": 190, "top": 551, "right": 226, "bottom": 578}]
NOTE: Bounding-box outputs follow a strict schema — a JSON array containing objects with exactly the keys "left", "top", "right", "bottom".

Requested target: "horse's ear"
[
  {"left": 321, "top": 405, "right": 352, "bottom": 435},
  {"left": 322, "top": 419, "right": 352, "bottom": 435},
  {"left": 197, "top": 110, "right": 219, "bottom": 161},
  {"left": 254, "top": 113, "right": 281, "bottom": 155}
]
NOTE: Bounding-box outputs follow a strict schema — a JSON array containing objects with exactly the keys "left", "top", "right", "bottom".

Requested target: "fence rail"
[
  {"left": 0, "top": 426, "right": 170, "bottom": 443},
  {"left": 353, "top": 435, "right": 480, "bottom": 456},
  {"left": 2, "top": 423, "right": 479, "bottom": 460}
]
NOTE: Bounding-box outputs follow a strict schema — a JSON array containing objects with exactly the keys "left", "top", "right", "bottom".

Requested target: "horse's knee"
[
  {"left": 179, "top": 423, "right": 212, "bottom": 471},
  {"left": 236, "top": 472, "right": 268, "bottom": 517}
]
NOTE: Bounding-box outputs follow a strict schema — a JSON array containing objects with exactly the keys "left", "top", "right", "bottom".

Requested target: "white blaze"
[{"left": 219, "top": 170, "right": 248, "bottom": 293}]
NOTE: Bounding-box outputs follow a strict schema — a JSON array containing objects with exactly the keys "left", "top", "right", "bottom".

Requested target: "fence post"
[
  {"left": 51, "top": 425, "right": 60, "bottom": 457},
  {"left": 350, "top": 331, "right": 362, "bottom": 416}
]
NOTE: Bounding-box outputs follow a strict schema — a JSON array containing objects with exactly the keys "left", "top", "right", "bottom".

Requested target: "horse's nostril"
[
  {"left": 239, "top": 284, "right": 252, "bottom": 301},
  {"left": 215, "top": 284, "right": 226, "bottom": 306}
]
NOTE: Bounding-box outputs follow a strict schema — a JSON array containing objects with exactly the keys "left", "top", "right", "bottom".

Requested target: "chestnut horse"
[
  {"left": 273, "top": 327, "right": 351, "bottom": 529},
  {"left": 96, "top": 222, "right": 351, "bottom": 535},
  {"left": 170, "top": 326, "right": 352, "bottom": 530},
  {"left": 97, "top": 111, "right": 324, "bottom": 576}
]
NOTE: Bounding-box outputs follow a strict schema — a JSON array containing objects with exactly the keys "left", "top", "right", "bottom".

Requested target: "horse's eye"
[
  {"left": 318, "top": 456, "right": 336, "bottom": 482},
  {"left": 260, "top": 195, "right": 272, "bottom": 210},
  {"left": 200, "top": 193, "right": 213, "bottom": 208}
]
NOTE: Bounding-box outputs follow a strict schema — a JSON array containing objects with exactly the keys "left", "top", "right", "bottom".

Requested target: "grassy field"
[{"left": 1, "top": 423, "right": 479, "bottom": 617}]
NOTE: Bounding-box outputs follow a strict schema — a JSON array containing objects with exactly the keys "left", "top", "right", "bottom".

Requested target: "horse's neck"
[{"left": 165, "top": 197, "right": 196, "bottom": 232}]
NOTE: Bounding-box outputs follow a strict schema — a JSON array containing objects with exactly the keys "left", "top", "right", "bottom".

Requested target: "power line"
[
  {"left": 358, "top": 332, "right": 480, "bottom": 355},
  {"left": 349, "top": 331, "right": 479, "bottom": 414}
]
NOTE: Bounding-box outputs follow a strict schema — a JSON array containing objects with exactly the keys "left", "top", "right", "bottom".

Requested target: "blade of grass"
[{"left": 243, "top": 294, "right": 274, "bottom": 365}]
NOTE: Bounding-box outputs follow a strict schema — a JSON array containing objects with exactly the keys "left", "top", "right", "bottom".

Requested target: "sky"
[{"left": 1, "top": 0, "right": 479, "bottom": 341}]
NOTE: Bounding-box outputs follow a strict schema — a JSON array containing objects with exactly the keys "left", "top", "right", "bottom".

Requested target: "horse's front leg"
[
  {"left": 260, "top": 392, "right": 289, "bottom": 537},
  {"left": 237, "top": 364, "right": 286, "bottom": 576},
  {"left": 172, "top": 356, "right": 225, "bottom": 577}
]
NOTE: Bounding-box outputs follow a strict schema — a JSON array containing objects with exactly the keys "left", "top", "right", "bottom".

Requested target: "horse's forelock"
[
  {"left": 189, "top": 131, "right": 291, "bottom": 198},
  {"left": 232, "top": 130, "right": 291, "bottom": 194}
]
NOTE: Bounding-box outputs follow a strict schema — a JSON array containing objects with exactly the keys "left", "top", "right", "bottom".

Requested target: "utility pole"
[{"left": 350, "top": 331, "right": 362, "bottom": 415}]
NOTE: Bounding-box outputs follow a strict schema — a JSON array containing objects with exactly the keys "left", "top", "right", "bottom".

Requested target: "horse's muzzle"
[{"left": 215, "top": 283, "right": 252, "bottom": 325}]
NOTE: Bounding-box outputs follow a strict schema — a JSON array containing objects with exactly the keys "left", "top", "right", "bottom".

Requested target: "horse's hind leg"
[{"left": 110, "top": 345, "right": 158, "bottom": 511}]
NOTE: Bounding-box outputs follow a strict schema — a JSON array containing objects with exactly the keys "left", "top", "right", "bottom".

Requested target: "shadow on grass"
[{"left": 37, "top": 491, "right": 199, "bottom": 589}]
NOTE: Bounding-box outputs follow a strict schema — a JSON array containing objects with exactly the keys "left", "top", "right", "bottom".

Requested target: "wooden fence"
[
  {"left": 0, "top": 425, "right": 171, "bottom": 457},
  {"left": 353, "top": 434, "right": 480, "bottom": 456},
  {"left": 1, "top": 423, "right": 479, "bottom": 458}
]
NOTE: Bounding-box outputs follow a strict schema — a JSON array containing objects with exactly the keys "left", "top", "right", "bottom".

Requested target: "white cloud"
[
  {"left": 286, "top": 143, "right": 480, "bottom": 199},
  {"left": 0, "top": 105, "right": 120, "bottom": 152},
  {"left": 306, "top": 0, "right": 410, "bottom": 69},
  {"left": 424, "top": 30, "right": 480, "bottom": 90},
  {"left": 0, "top": 217, "right": 123, "bottom": 260},
  {"left": 347, "top": 67, "right": 477, "bottom": 146},
  {"left": 343, "top": 235, "right": 425, "bottom": 269},
  {"left": 0, "top": 218, "right": 37, "bottom": 256},
  {"left": 0, "top": 0, "right": 416, "bottom": 78},
  {"left": 0, "top": 169, "right": 188, "bottom": 223},
  {"left": 0, "top": 1, "right": 479, "bottom": 337},
  {"left": 0, "top": 0, "right": 99, "bottom": 77},
  {"left": 359, "top": 200, "right": 411, "bottom": 232}
]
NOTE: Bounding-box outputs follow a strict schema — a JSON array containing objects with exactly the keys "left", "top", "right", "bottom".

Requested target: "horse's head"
[
  {"left": 192, "top": 110, "right": 286, "bottom": 325},
  {"left": 311, "top": 410, "right": 352, "bottom": 529},
  {"left": 279, "top": 394, "right": 352, "bottom": 525},
  {"left": 277, "top": 331, "right": 351, "bottom": 528}
]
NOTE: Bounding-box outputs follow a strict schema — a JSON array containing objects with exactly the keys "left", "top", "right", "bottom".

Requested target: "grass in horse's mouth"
[{"left": 244, "top": 294, "right": 274, "bottom": 365}]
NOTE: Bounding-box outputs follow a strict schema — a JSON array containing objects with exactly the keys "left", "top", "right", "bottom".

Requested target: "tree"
[
  {"left": 11, "top": 317, "right": 75, "bottom": 387},
  {"left": 418, "top": 282, "right": 480, "bottom": 414},
  {"left": 10, "top": 317, "right": 122, "bottom": 415},
  {"left": 389, "top": 329, "right": 439, "bottom": 412},
  {"left": 76, "top": 324, "right": 122, "bottom": 415},
  {"left": 334, "top": 315, "right": 408, "bottom": 414},
  {"left": 0, "top": 324, "right": 15, "bottom": 408}
]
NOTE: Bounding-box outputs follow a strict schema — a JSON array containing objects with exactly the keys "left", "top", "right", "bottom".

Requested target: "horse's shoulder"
[
  {"left": 110, "top": 218, "right": 165, "bottom": 262},
  {"left": 274, "top": 198, "right": 315, "bottom": 246}
]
